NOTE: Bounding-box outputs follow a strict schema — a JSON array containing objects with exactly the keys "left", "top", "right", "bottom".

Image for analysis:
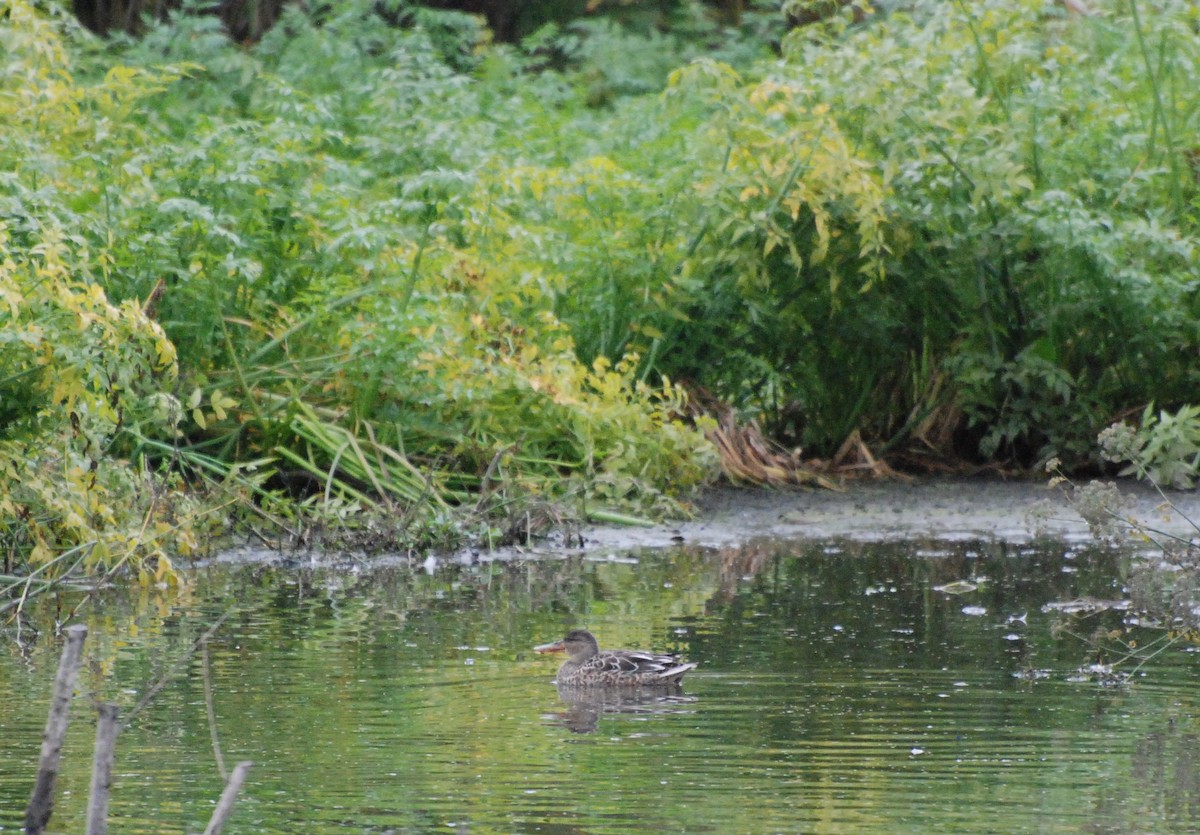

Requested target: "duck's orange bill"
[{"left": 533, "top": 640, "right": 566, "bottom": 653}]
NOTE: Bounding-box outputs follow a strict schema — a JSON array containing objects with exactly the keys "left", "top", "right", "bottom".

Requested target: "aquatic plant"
[{"left": 1045, "top": 447, "right": 1200, "bottom": 659}]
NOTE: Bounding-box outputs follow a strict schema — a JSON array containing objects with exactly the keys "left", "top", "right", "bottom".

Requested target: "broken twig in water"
[
  {"left": 25, "top": 624, "right": 89, "bottom": 835},
  {"left": 85, "top": 703, "right": 120, "bottom": 835},
  {"left": 202, "top": 643, "right": 227, "bottom": 780},
  {"left": 203, "top": 761, "right": 253, "bottom": 835},
  {"left": 123, "top": 608, "right": 235, "bottom": 729}
]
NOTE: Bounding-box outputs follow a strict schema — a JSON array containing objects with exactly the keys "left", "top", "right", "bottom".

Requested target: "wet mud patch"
[
  {"left": 580, "top": 476, "right": 1200, "bottom": 553},
  {"left": 209, "top": 477, "right": 1200, "bottom": 568}
]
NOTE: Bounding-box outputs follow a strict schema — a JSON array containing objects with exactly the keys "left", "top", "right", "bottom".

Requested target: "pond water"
[{"left": 2, "top": 537, "right": 1199, "bottom": 833}]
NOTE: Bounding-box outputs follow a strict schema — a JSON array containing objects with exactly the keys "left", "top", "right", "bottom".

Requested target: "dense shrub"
[
  {"left": 3, "top": 0, "right": 1199, "bottom": 575},
  {"left": 717, "top": 0, "right": 1200, "bottom": 463},
  {"left": 468, "top": 0, "right": 1200, "bottom": 465}
]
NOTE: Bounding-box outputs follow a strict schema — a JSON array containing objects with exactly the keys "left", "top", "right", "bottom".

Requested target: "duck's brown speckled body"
[{"left": 534, "top": 629, "right": 696, "bottom": 686}]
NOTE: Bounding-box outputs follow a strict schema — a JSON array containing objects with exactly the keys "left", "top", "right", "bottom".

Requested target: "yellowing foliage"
[
  {"left": 0, "top": 7, "right": 203, "bottom": 578},
  {"left": 343, "top": 247, "right": 717, "bottom": 512}
]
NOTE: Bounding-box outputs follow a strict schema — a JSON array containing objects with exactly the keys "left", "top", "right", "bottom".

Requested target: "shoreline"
[
  {"left": 208, "top": 476, "right": 1200, "bottom": 567},
  {"left": 578, "top": 476, "right": 1200, "bottom": 552}
]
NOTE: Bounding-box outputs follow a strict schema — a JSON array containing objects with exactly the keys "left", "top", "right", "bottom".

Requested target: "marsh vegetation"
[{"left": 2, "top": 0, "right": 1199, "bottom": 582}]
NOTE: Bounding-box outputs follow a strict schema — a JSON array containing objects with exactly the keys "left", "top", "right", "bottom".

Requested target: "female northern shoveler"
[{"left": 533, "top": 629, "right": 696, "bottom": 686}]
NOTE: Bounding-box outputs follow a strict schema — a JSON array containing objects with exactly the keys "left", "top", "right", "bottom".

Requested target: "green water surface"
[{"left": 2, "top": 539, "right": 1198, "bottom": 833}]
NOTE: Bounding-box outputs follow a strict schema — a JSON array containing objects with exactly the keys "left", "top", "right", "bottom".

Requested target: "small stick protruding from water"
[
  {"left": 25, "top": 623, "right": 89, "bottom": 835},
  {"left": 201, "top": 643, "right": 227, "bottom": 781},
  {"left": 86, "top": 703, "right": 120, "bottom": 835},
  {"left": 202, "top": 760, "right": 253, "bottom": 835}
]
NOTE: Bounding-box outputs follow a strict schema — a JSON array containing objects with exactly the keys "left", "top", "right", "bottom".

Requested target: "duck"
[{"left": 533, "top": 629, "right": 697, "bottom": 686}]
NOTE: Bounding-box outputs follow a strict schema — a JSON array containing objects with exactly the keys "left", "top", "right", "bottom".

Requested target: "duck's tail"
[{"left": 658, "top": 662, "right": 698, "bottom": 684}]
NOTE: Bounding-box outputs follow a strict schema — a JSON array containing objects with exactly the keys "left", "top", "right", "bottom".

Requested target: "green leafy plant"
[
  {"left": 0, "top": 6, "right": 212, "bottom": 580},
  {"left": 1046, "top": 435, "right": 1200, "bottom": 647},
  {"left": 671, "top": 0, "right": 1200, "bottom": 461},
  {"left": 6, "top": 0, "right": 1200, "bottom": 580},
  {"left": 1099, "top": 404, "right": 1200, "bottom": 490},
  {"left": 0, "top": 220, "right": 196, "bottom": 579}
]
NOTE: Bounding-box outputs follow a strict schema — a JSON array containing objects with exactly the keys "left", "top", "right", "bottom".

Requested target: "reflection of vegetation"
[
  {"left": 2, "top": 550, "right": 729, "bottom": 830},
  {"left": 5, "top": 539, "right": 1200, "bottom": 831},
  {"left": 690, "top": 537, "right": 1137, "bottom": 674},
  {"left": 1046, "top": 456, "right": 1200, "bottom": 671}
]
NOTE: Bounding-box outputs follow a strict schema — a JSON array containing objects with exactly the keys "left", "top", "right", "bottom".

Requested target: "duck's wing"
[{"left": 596, "top": 650, "right": 696, "bottom": 680}]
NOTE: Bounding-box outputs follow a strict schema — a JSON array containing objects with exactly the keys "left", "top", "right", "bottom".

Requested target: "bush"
[
  {"left": 584, "top": 0, "right": 1199, "bottom": 463},
  {"left": 446, "top": 0, "right": 1200, "bottom": 466},
  {"left": 0, "top": 4, "right": 209, "bottom": 576},
  {"left": 6, "top": 0, "right": 1200, "bottom": 575},
  {"left": 1100, "top": 404, "right": 1200, "bottom": 490}
]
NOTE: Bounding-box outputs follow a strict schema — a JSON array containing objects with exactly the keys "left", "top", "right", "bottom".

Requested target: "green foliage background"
[{"left": 2, "top": 0, "right": 1198, "bottom": 575}]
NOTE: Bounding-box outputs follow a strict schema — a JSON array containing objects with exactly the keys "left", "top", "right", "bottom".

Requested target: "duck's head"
[{"left": 534, "top": 629, "right": 599, "bottom": 661}]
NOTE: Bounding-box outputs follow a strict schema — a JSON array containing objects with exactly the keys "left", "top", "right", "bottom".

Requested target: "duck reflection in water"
[
  {"left": 533, "top": 629, "right": 698, "bottom": 733},
  {"left": 547, "top": 684, "right": 698, "bottom": 734}
]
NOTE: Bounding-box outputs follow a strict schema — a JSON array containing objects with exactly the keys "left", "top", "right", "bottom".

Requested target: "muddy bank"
[
  {"left": 581, "top": 477, "right": 1200, "bottom": 552},
  {"left": 209, "top": 477, "right": 1200, "bottom": 567}
]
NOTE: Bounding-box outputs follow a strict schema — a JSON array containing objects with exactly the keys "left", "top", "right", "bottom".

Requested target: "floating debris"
[
  {"left": 1013, "top": 669, "right": 1052, "bottom": 681},
  {"left": 1042, "top": 598, "right": 1130, "bottom": 614},
  {"left": 1067, "top": 662, "right": 1132, "bottom": 687},
  {"left": 934, "top": 580, "right": 978, "bottom": 594}
]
